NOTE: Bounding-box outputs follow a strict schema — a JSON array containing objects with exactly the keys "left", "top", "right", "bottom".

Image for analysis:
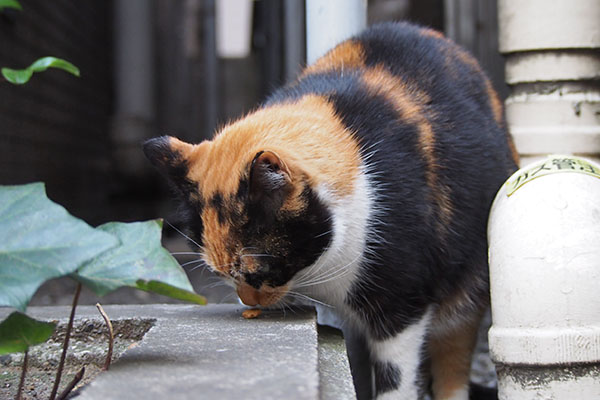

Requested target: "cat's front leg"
[{"left": 369, "top": 308, "right": 433, "bottom": 400}]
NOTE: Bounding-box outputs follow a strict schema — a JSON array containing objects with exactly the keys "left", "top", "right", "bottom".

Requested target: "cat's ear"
[
  {"left": 143, "top": 135, "right": 195, "bottom": 184},
  {"left": 249, "top": 150, "right": 292, "bottom": 207}
]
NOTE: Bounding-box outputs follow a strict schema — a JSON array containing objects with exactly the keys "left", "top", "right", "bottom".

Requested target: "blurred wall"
[{"left": 0, "top": 0, "right": 113, "bottom": 224}]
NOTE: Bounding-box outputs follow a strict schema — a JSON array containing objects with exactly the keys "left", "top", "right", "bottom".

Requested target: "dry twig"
[
  {"left": 95, "top": 303, "right": 114, "bottom": 370},
  {"left": 56, "top": 366, "right": 85, "bottom": 400},
  {"left": 49, "top": 282, "right": 81, "bottom": 400},
  {"left": 16, "top": 350, "right": 28, "bottom": 400}
]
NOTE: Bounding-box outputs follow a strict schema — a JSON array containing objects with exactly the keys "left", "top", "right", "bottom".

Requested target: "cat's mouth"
[{"left": 236, "top": 282, "right": 288, "bottom": 307}]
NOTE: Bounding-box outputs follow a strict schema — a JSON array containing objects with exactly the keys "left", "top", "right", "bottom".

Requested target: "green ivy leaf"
[
  {"left": 1, "top": 67, "right": 32, "bottom": 84},
  {"left": 2, "top": 56, "right": 80, "bottom": 85},
  {"left": 0, "top": 183, "right": 119, "bottom": 311},
  {"left": 0, "top": 0, "right": 22, "bottom": 11},
  {"left": 74, "top": 220, "right": 205, "bottom": 304},
  {"left": 136, "top": 280, "right": 206, "bottom": 305},
  {"left": 0, "top": 312, "right": 56, "bottom": 355}
]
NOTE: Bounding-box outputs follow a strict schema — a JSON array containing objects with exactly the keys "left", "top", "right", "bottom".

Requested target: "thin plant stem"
[
  {"left": 49, "top": 282, "right": 82, "bottom": 400},
  {"left": 95, "top": 303, "right": 114, "bottom": 371},
  {"left": 15, "top": 349, "right": 28, "bottom": 400},
  {"left": 56, "top": 366, "right": 85, "bottom": 400}
]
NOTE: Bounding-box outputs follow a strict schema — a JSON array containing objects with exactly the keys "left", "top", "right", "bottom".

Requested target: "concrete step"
[{"left": 5, "top": 304, "right": 355, "bottom": 399}]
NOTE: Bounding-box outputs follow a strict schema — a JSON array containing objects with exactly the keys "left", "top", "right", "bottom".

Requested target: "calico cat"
[{"left": 144, "top": 22, "right": 518, "bottom": 400}]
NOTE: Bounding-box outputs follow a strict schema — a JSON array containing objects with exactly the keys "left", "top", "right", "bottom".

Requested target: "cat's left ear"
[
  {"left": 143, "top": 136, "right": 196, "bottom": 185},
  {"left": 249, "top": 150, "right": 292, "bottom": 207}
]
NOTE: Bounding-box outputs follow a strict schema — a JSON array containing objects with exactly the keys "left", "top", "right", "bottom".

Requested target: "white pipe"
[
  {"left": 112, "top": 0, "right": 156, "bottom": 178},
  {"left": 215, "top": 0, "right": 253, "bottom": 58},
  {"left": 305, "top": 0, "right": 367, "bottom": 64},
  {"left": 114, "top": 0, "right": 155, "bottom": 121},
  {"left": 498, "top": 0, "right": 600, "bottom": 165},
  {"left": 488, "top": 155, "right": 600, "bottom": 400}
]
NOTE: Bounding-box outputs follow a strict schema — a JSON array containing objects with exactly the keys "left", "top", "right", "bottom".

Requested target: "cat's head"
[{"left": 143, "top": 134, "right": 333, "bottom": 307}]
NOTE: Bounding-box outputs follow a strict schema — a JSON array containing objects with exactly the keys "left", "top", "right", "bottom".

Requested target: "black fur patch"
[
  {"left": 374, "top": 361, "right": 402, "bottom": 395},
  {"left": 178, "top": 196, "right": 205, "bottom": 248},
  {"left": 242, "top": 186, "right": 332, "bottom": 288},
  {"left": 210, "top": 193, "right": 227, "bottom": 225},
  {"left": 142, "top": 136, "right": 198, "bottom": 197}
]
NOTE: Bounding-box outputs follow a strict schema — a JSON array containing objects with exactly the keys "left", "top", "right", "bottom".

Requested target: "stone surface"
[
  {"left": 78, "top": 304, "right": 319, "bottom": 399},
  {"left": 1, "top": 304, "right": 356, "bottom": 399}
]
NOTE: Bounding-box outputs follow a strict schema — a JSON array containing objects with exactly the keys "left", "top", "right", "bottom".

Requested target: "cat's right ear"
[{"left": 143, "top": 136, "right": 195, "bottom": 186}]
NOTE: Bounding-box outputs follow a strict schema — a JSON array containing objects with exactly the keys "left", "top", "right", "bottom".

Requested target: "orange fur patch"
[
  {"left": 507, "top": 135, "right": 520, "bottom": 166},
  {"left": 302, "top": 40, "right": 365, "bottom": 76},
  {"left": 453, "top": 49, "right": 507, "bottom": 127},
  {"left": 429, "top": 311, "right": 482, "bottom": 400},
  {"left": 421, "top": 28, "right": 445, "bottom": 40},
  {"left": 484, "top": 79, "right": 504, "bottom": 127},
  {"left": 202, "top": 207, "right": 233, "bottom": 273},
  {"left": 186, "top": 95, "right": 361, "bottom": 200},
  {"left": 360, "top": 65, "right": 454, "bottom": 230}
]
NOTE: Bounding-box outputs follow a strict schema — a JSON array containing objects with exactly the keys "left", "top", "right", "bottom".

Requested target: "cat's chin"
[{"left": 236, "top": 282, "right": 288, "bottom": 307}]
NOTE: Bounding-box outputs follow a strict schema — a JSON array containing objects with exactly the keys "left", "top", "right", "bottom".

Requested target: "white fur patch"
[
  {"left": 443, "top": 386, "right": 469, "bottom": 400},
  {"left": 370, "top": 308, "right": 433, "bottom": 400},
  {"left": 290, "top": 165, "right": 375, "bottom": 322}
]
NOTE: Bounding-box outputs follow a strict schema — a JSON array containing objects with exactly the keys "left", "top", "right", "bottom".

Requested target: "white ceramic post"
[{"left": 488, "top": 156, "right": 600, "bottom": 399}]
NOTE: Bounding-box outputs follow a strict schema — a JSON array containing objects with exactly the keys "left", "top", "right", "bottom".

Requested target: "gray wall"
[{"left": 0, "top": 0, "right": 113, "bottom": 224}]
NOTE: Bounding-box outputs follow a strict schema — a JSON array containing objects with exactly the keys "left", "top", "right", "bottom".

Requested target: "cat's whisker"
[
  {"left": 179, "top": 258, "right": 205, "bottom": 268},
  {"left": 293, "top": 266, "right": 352, "bottom": 289},
  {"left": 286, "top": 291, "right": 333, "bottom": 308},
  {"left": 166, "top": 220, "right": 202, "bottom": 249},
  {"left": 292, "top": 252, "right": 362, "bottom": 289},
  {"left": 171, "top": 252, "right": 204, "bottom": 256},
  {"left": 201, "top": 278, "right": 233, "bottom": 291},
  {"left": 240, "top": 253, "right": 276, "bottom": 258},
  {"left": 292, "top": 245, "right": 338, "bottom": 284},
  {"left": 219, "top": 291, "right": 239, "bottom": 304},
  {"left": 187, "top": 260, "right": 234, "bottom": 273},
  {"left": 188, "top": 263, "right": 208, "bottom": 272},
  {"left": 240, "top": 246, "right": 260, "bottom": 253},
  {"left": 314, "top": 229, "right": 333, "bottom": 239}
]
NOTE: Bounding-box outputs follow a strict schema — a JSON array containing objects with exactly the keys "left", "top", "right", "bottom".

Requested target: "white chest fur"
[{"left": 289, "top": 166, "right": 377, "bottom": 322}]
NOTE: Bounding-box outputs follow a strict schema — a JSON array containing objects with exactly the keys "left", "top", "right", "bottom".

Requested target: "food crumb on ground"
[{"left": 242, "top": 308, "right": 262, "bottom": 319}]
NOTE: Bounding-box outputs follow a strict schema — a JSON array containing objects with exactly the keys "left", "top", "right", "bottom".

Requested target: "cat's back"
[
  {"left": 275, "top": 22, "right": 503, "bottom": 124},
  {"left": 269, "top": 21, "right": 518, "bottom": 188}
]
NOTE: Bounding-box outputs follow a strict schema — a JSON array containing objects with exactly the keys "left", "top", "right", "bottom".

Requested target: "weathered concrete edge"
[{"left": 318, "top": 325, "right": 357, "bottom": 400}]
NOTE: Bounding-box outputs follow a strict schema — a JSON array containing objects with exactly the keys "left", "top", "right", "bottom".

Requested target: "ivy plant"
[
  {"left": 0, "top": 183, "right": 206, "bottom": 339},
  {"left": 1, "top": 56, "right": 80, "bottom": 85},
  {"left": 1, "top": 1, "right": 80, "bottom": 84}
]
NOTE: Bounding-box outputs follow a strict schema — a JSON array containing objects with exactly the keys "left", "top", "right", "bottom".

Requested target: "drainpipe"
[
  {"left": 112, "top": 0, "right": 156, "bottom": 179},
  {"left": 487, "top": 156, "right": 600, "bottom": 399},
  {"left": 489, "top": 1, "right": 600, "bottom": 397},
  {"left": 497, "top": 0, "right": 600, "bottom": 165},
  {"left": 305, "top": 0, "right": 367, "bottom": 64}
]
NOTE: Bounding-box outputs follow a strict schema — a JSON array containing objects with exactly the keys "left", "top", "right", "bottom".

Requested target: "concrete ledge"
[{"left": 2, "top": 304, "right": 355, "bottom": 399}]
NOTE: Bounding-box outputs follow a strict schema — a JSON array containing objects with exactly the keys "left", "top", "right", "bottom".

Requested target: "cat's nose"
[{"left": 237, "top": 282, "right": 260, "bottom": 306}]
